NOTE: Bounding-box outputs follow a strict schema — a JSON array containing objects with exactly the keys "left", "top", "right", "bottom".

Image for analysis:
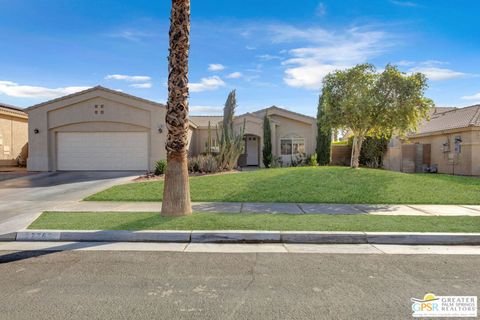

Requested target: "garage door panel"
[{"left": 57, "top": 132, "right": 148, "bottom": 171}]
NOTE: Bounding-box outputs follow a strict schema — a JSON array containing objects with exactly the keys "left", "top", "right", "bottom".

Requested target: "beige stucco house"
[
  {"left": 190, "top": 107, "right": 317, "bottom": 167},
  {"left": 26, "top": 86, "right": 317, "bottom": 171},
  {"left": 384, "top": 105, "right": 480, "bottom": 176},
  {"left": 0, "top": 103, "right": 28, "bottom": 166}
]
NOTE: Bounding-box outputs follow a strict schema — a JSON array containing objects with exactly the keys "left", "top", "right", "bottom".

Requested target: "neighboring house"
[
  {"left": 384, "top": 105, "right": 480, "bottom": 176},
  {"left": 0, "top": 103, "right": 28, "bottom": 166},
  {"left": 26, "top": 86, "right": 316, "bottom": 171},
  {"left": 190, "top": 107, "right": 317, "bottom": 167}
]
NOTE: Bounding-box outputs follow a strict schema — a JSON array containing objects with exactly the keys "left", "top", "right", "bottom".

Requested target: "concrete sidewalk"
[{"left": 42, "top": 201, "right": 480, "bottom": 216}]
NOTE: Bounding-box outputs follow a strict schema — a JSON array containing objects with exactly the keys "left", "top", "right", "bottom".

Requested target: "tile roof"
[
  {"left": 0, "top": 103, "right": 28, "bottom": 118},
  {"left": 189, "top": 116, "right": 222, "bottom": 127},
  {"left": 251, "top": 105, "right": 316, "bottom": 120},
  {"left": 413, "top": 105, "right": 480, "bottom": 135}
]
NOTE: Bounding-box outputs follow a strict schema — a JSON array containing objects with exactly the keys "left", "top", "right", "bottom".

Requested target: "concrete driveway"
[{"left": 0, "top": 171, "right": 140, "bottom": 235}]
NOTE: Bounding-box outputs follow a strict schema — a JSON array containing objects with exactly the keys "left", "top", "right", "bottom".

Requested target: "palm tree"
[{"left": 161, "top": 0, "right": 192, "bottom": 216}]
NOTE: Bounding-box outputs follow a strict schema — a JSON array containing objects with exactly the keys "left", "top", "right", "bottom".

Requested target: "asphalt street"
[{"left": 1, "top": 250, "right": 479, "bottom": 320}]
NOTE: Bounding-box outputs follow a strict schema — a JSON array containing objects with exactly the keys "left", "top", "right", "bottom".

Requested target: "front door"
[{"left": 246, "top": 136, "right": 259, "bottom": 166}]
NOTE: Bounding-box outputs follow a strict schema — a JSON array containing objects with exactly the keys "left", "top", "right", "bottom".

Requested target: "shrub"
[
  {"left": 262, "top": 112, "right": 273, "bottom": 168},
  {"left": 348, "top": 136, "right": 389, "bottom": 168},
  {"left": 154, "top": 160, "right": 167, "bottom": 175},
  {"left": 188, "top": 154, "right": 219, "bottom": 173},
  {"left": 271, "top": 156, "right": 283, "bottom": 168},
  {"left": 316, "top": 94, "right": 331, "bottom": 165},
  {"left": 305, "top": 154, "right": 318, "bottom": 166},
  {"left": 188, "top": 157, "right": 200, "bottom": 173},
  {"left": 290, "top": 153, "right": 306, "bottom": 167}
]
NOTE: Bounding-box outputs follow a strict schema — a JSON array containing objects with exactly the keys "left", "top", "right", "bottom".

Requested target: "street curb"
[
  {"left": 281, "top": 231, "right": 367, "bottom": 244},
  {"left": 16, "top": 230, "right": 191, "bottom": 242},
  {"left": 10, "top": 230, "right": 480, "bottom": 245},
  {"left": 191, "top": 231, "right": 280, "bottom": 243},
  {"left": 0, "top": 232, "right": 17, "bottom": 241},
  {"left": 365, "top": 232, "right": 480, "bottom": 245}
]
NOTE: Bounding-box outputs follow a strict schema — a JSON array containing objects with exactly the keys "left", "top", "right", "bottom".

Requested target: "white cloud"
[
  {"left": 395, "top": 60, "right": 415, "bottom": 66},
  {"left": 268, "top": 24, "right": 337, "bottom": 44},
  {"left": 409, "top": 67, "right": 466, "bottom": 81},
  {"left": 403, "top": 61, "right": 467, "bottom": 81},
  {"left": 189, "top": 76, "right": 226, "bottom": 92},
  {"left": 315, "top": 2, "right": 327, "bottom": 16},
  {"left": 107, "top": 30, "right": 154, "bottom": 41},
  {"left": 245, "top": 46, "right": 256, "bottom": 50},
  {"left": 0, "top": 81, "right": 90, "bottom": 98},
  {"left": 274, "top": 26, "right": 389, "bottom": 89},
  {"left": 226, "top": 72, "right": 242, "bottom": 79},
  {"left": 461, "top": 92, "right": 480, "bottom": 100},
  {"left": 105, "top": 74, "right": 151, "bottom": 82},
  {"left": 129, "top": 83, "right": 152, "bottom": 89},
  {"left": 390, "top": 0, "right": 419, "bottom": 7},
  {"left": 208, "top": 64, "right": 225, "bottom": 72},
  {"left": 190, "top": 105, "right": 223, "bottom": 114},
  {"left": 283, "top": 63, "right": 346, "bottom": 89},
  {"left": 257, "top": 54, "right": 282, "bottom": 61}
]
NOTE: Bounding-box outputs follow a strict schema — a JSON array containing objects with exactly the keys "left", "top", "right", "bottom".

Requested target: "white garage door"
[{"left": 57, "top": 132, "right": 148, "bottom": 171}]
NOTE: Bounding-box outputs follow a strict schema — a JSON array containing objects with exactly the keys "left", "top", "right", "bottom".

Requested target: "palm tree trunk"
[{"left": 161, "top": 0, "right": 192, "bottom": 216}]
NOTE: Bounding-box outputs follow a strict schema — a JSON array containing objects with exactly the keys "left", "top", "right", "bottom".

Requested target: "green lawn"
[
  {"left": 86, "top": 167, "right": 480, "bottom": 204},
  {"left": 29, "top": 211, "right": 480, "bottom": 233}
]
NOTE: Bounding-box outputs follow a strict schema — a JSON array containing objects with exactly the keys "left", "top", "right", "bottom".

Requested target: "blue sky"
[{"left": 1, "top": 0, "right": 479, "bottom": 116}]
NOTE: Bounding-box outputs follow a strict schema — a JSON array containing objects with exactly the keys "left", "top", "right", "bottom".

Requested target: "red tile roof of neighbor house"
[{"left": 413, "top": 105, "right": 480, "bottom": 135}]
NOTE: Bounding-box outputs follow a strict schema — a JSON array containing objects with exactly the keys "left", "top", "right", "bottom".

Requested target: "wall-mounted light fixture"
[
  {"left": 158, "top": 125, "right": 163, "bottom": 134},
  {"left": 34, "top": 128, "right": 40, "bottom": 134}
]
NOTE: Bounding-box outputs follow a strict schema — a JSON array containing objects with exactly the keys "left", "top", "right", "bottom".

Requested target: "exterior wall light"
[
  {"left": 158, "top": 125, "right": 163, "bottom": 134},
  {"left": 34, "top": 128, "right": 40, "bottom": 134}
]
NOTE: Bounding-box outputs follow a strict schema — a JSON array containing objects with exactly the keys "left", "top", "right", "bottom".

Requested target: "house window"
[{"left": 281, "top": 138, "right": 305, "bottom": 156}]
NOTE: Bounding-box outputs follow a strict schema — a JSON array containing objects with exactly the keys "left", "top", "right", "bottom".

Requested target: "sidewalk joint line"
[
  {"left": 406, "top": 205, "right": 436, "bottom": 216},
  {"left": 370, "top": 244, "right": 387, "bottom": 254},
  {"left": 353, "top": 205, "right": 370, "bottom": 214},
  {"left": 282, "top": 243, "right": 290, "bottom": 252},
  {"left": 297, "top": 204, "right": 306, "bottom": 214},
  {"left": 460, "top": 205, "right": 480, "bottom": 212}
]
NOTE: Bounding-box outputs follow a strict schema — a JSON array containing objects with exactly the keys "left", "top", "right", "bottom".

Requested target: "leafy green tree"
[
  {"left": 316, "top": 94, "right": 331, "bottom": 165},
  {"left": 321, "top": 64, "right": 433, "bottom": 168},
  {"left": 262, "top": 112, "right": 273, "bottom": 168}
]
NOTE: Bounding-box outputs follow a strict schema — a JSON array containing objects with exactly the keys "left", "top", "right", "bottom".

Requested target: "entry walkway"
[{"left": 45, "top": 201, "right": 480, "bottom": 216}]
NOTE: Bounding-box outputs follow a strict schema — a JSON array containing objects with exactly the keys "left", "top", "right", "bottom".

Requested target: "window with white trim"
[{"left": 281, "top": 138, "right": 305, "bottom": 156}]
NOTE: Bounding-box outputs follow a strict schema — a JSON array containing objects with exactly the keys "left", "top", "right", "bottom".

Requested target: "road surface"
[{"left": 1, "top": 249, "right": 478, "bottom": 319}]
